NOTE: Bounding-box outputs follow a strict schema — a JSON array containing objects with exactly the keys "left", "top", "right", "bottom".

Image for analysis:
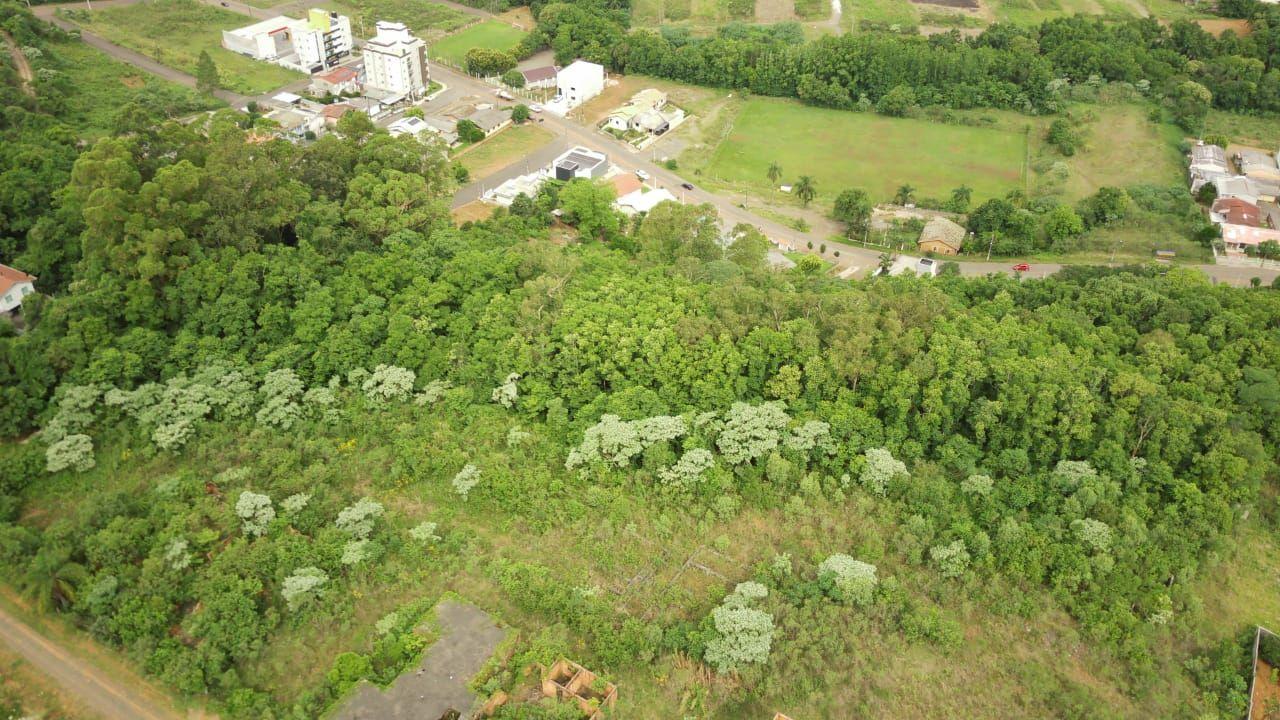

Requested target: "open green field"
[
  {"left": 1205, "top": 109, "right": 1280, "bottom": 149},
  {"left": 1029, "top": 104, "right": 1185, "bottom": 200},
  {"left": 429, "top": 20, "right": 528, "bottom": 66},
  {"left": 697, "top": 97, "right": 1028, "bottom": 204},
  {"left": 843, "top": 0, "right": 1211, "bottom": 30},
  {"left": 314, "top": 0, "right": 472, "bottom": 40},
  {"left": 49, "top": 40, "right": 220, "bottom": 137},
  {"left": 455, "top": 122, "right": 554, "bottom": 177},
  {"left": 63, "top": 0, "right": 302, "bottom": 95}
]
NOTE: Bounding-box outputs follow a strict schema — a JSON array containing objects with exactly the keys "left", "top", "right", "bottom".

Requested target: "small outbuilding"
[
  {"left": 917, "top": 216, "right": 966, "bottom": 256},
  {"left": 0, "top": 264, "right": 36, "bottom": 314}
]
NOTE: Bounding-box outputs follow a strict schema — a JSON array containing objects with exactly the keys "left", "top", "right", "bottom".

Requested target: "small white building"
[
  {"left": 0, "top": 264, "right": 36, "bottom": 314},
  {"left": 547, "top": 60, "right": 604, "bottom": 115},
  {"left": 363, "top": 21, "right": 429, "bottom": 99},
  {"left": 552, "top": 146, "right": 608, "bottom": 180},
  {"left": 222, "top": 16, "right": 301, "bottom": 62}
]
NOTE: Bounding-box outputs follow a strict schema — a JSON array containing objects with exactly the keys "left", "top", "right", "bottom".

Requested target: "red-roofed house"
[
  {"left": 1211, "top": 197, "right": 1262, "bottom": 227},
  {"left": 1221, "top": 223, "right": 1280, "bottom": 253},
  {"left": 310, "top": 65, "right": 362, "bottom": 96},
  {"left": 0, "top": 264, "right": 36, "bottom": 314},
  {"left": 609, "top": 173, "right": 642, "bottom": 198},
  {"left": 321, "top": 102, "right": 355, "bottom": 127}
]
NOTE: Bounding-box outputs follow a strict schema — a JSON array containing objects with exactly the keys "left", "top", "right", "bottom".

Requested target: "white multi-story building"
[
  {"left": 293, "top": 9, "right": 353, "bottom": 71},
  {"left": 362, "top": 22, "right": 429, "bottom": 100},
  {"left": 221, "top": 9, "right": 352, "bottom": 72},
  {"left": 546, "top": 60, "right": 604, "bottom": 115}
]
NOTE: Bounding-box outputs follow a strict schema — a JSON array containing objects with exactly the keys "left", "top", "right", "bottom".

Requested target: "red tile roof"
[
  {"left": 609, "top": 174, "right": 642, "bottom": 197},
  {"left": 321, "top": 103, "right": 355, "bottom": 119},
  {"left": 1213, "top": 197, "right": 1262, "bottom": 227},
  {"left": 317, "top": 66, "right": 358, "bottom": 83},
  {"left": 0, "top": 264, "right": 35, "bottom": 297}
]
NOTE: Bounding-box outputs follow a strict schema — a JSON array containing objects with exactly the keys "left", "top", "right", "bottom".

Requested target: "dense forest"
[
  {"left": 525, "top": 0, "right": 1280, "bottom": 121},
  {"left": 2, "top": 1, "right": 1280, "bottom": 718}
]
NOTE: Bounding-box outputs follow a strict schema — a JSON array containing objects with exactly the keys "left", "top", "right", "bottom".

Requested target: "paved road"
[{"left": 0, "top": 605, "right": 182, "bottom": 720}]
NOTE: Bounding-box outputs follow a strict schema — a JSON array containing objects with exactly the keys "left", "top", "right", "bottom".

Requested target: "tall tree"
[
  {"left": 767, "top": 162, "right": 782, "bottom": 186},
  {"left": 794, "top": 175, "right": 816, "bottom": 207},
  {"left": 195, "top": 51, "right": 220, "bottom": 95},
  {"left": 832, "top": 188, "right": 872, "bottom": 237}
]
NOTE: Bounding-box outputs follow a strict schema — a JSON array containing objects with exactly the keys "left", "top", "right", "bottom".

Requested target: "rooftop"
[
  {"left": 521, "top": 66, "right": 557, "bottom": 83},
  {"left": 918, "top": 216, "right": 967, "bottom": 251},
  {"left": 316, "top": 66, "right": 359, "bottom": 83},
  {"left": 321, "top": 103, "right": 355, "bottom": 119},
  {"left": 1212, "top": 197, "right": 1262, "bottom": 227},
  {"left": 226, "top": 15, "right": 300, "bottom": 39},
  {"left": 467, "top": 108, "right": 509, "bottom": 132},
  {"left": 555, "top": 146, "right": 607, "bottom": 172},
  {"left": 0, "top": 263, "right": 35, "bottom": 296},
  {"left": 617, "top": 187, "right": 677, "bottom": 214},
  {"left": 1222, "top": 223, "right": 1280, "bottom": 247},
  {"left": 609, "top": 174, "right": 642, "bottom": 197}
]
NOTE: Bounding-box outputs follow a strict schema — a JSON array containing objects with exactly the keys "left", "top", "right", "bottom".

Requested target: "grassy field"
[
  {"left": 1205, "top": 110, "right": 1280, "bottom": 149},
  {"left": 694, "top": 97, "right": 1028, "bottom": 205},
  {"left": 65, "top": 0, "right": 302, "bottom": 95},
  {"left": 429, "top": 20, "right": 528, "bottom": 66},
  {"left": 313, "top": 0, "right": 472, "bottom": 40},
  {"left": 50, "top": 40, "right": 219, "bottom": 137},
  {"left": 1030, "top": 104, "right": 1185, "bottom": 200},
  {"left": 843, "top": 0, "right": 1211, "bottom": 28},
  {"left": 454, "top": 123, "right": 555, "bottom": 178}
]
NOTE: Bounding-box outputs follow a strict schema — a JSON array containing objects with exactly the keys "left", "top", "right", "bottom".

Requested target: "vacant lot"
[
  {"left": 67, "top": 0, "right": 301, "bottom": 95},
  {"left": 312, "top": 0, "right": 472, "bottom": 40},
  {"left": 697, "top": 97, "right": 1027, "bottom": 204},
  {"left": 455, "top": 123, "right": 555, "bottom": 178},
  {"left": 1038, "top": 105, "right": 1185, "bottom": 200},
  {"left": 1205, "top": 110, "right": 1280, "bottom": 149},
  {"left": 430, "top": 21, "right": 528, "bottom": 66},
  {"left": 46, "top": 39, "right": 219, "bottom": 137}
]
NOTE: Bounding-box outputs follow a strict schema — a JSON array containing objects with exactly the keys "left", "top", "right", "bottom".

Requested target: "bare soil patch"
[
  {"left": 120, "top": 74, "right": 145, "bottom": 89},
  {"left": 452, "top": 201, "right": 497, "bottom": 224},
  {"left": 1195, "top": 18, "right": 1251, "bottom": 37},
  {"left": 496, "top": 6, "right": 535, "bottom": 30},
  {"left": 1252, "top": 659, "right": 1280, "bottom": 720},
  {"left": 755, "top": 0, "right": 798, "bottom": 22}
]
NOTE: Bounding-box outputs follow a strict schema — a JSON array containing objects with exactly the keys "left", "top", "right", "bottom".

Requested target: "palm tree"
[
  {"left": 767, "top": 162, "right": 782, "bottom": 186},
  {"left": 894, "top": 184, "right": 916, "bottom": 206},
  {"left": 795, "top": 175, "right": 816, "bottom": 207},
  {"left": 20, "top": 546, "right": 87, "bottom": 614}
]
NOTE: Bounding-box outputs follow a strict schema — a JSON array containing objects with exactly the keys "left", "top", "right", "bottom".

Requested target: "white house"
[
  {"left": 0, "top": 264, "right": 36, "bottom": 314},
  {"left": 221, "top": 10, "right": 352, "bottom": 71},
  {"left": 520, "top": 65, "right": 558, "bottom": 89},
  {"left": 551, "top": 146, "right": 608, "bottom": 180},
  {"left": 547, "top": 60, "right": 604, "bottom": 115},
  {"left": 363, "top": 21, "right": 429, "bottom": 100}
]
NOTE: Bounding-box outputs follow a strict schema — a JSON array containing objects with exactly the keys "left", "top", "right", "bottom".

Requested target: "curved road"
[{"left": 0, "top": 605, "right": 182, "bottom": 720}]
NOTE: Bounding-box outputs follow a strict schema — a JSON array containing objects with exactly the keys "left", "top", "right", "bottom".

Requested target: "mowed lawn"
[
  {"left": 71, "top": 0, "right": 302, "bottom": 95},
  {"left": 314, "top": 0, "right": 471, "bottom": 40},
  {"left": 455, "top": 123, "right": 555, "bottom": 178},
  {"left": 704, "top": 98, "right": 1026, "bottom": 204},
  {"left": 430, "top": 21, "right": 528, "bottom": 66}
]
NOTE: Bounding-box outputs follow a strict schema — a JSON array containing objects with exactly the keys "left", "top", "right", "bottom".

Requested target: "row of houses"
[
  {"left": 387, "top": 104, "right": 510, "bottom": 147},
  {"left": 1190, "top": 142, "right": 1280, "bottom": 254}
]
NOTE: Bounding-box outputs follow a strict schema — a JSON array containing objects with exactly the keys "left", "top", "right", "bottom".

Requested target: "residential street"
[{"left": 0, "top": 604, "right": 183, "bottom": 720}]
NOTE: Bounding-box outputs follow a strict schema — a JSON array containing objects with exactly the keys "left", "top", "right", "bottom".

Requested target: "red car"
[{"left": 1012, "top": 263, "right": 1031, "bottom": 272}]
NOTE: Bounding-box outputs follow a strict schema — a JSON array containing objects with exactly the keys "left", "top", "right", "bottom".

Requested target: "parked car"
[
  {"left": 1012, "top": 263, "right": 1031, "bottom": 272},
  {"left": 635, "top": 169, "right": 650, "bottom": 181},
  {"left": 680, "top": 182, "right": 695, "bottom": 191},
  {"left": 495, "top": 90, "right": 514, "bottom": 101}
]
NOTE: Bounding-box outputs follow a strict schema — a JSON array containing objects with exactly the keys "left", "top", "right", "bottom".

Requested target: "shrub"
[
  {"left": 235, "top": 491, "right": 275, "bottom": 538},
  {"left": 452, "top": 464, "right": 481, "bottom": 498},
  {"left": 336, "top": 497, "right": 385, "bottom": 539},
  {"left": 281, "top": 567, "right": 328, "bottom": 612},
  {"left": 818, "top": 554, "right": 878, "bottom": 606}
]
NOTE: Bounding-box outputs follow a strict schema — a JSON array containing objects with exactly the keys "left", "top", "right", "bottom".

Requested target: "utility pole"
[{"left": 986, "top": 232, "right": 995, "bottom": 261}]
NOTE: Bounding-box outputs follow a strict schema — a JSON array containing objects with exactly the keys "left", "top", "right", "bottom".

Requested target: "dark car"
[{"left": 680, "top": 182, "right": 695, "bottom": 191}]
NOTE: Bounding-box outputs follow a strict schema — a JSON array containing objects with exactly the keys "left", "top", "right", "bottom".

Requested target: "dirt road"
[
  {"left": 1, "top": 28, "right": 36, "bottom": 97},
  {"left": 0, "top": 605, "right": 183, "bottom": 720}
]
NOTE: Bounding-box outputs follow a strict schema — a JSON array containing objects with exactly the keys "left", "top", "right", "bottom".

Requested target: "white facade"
[
  {"left": 293, "top": 9, "right": 353, "bottom": 70},
  {"left": 548, "top": 60, "right": 604, "bottom": 115},
  {"left": 0, "top": 265, "right": 35, "bottom": 314},
  {"left": 616, "top": 187, "right": 676, "bottom": 215},
  {"left": 363, "top": 22, "right": 429, "bottom": 99},
  {"left": 221, "top": 10, "right": 352, "bottom": 71}
]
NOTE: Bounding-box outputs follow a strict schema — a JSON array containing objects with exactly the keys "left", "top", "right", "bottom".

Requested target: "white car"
[
  {"left": 635, "top": 169, "right": 650, "bottom": 181},
  {"left": 529, "top": 103, "right": 543, "bottom": 113},
  {"left": 495, "top": 90, "right": 514, "bottom": 101}
]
